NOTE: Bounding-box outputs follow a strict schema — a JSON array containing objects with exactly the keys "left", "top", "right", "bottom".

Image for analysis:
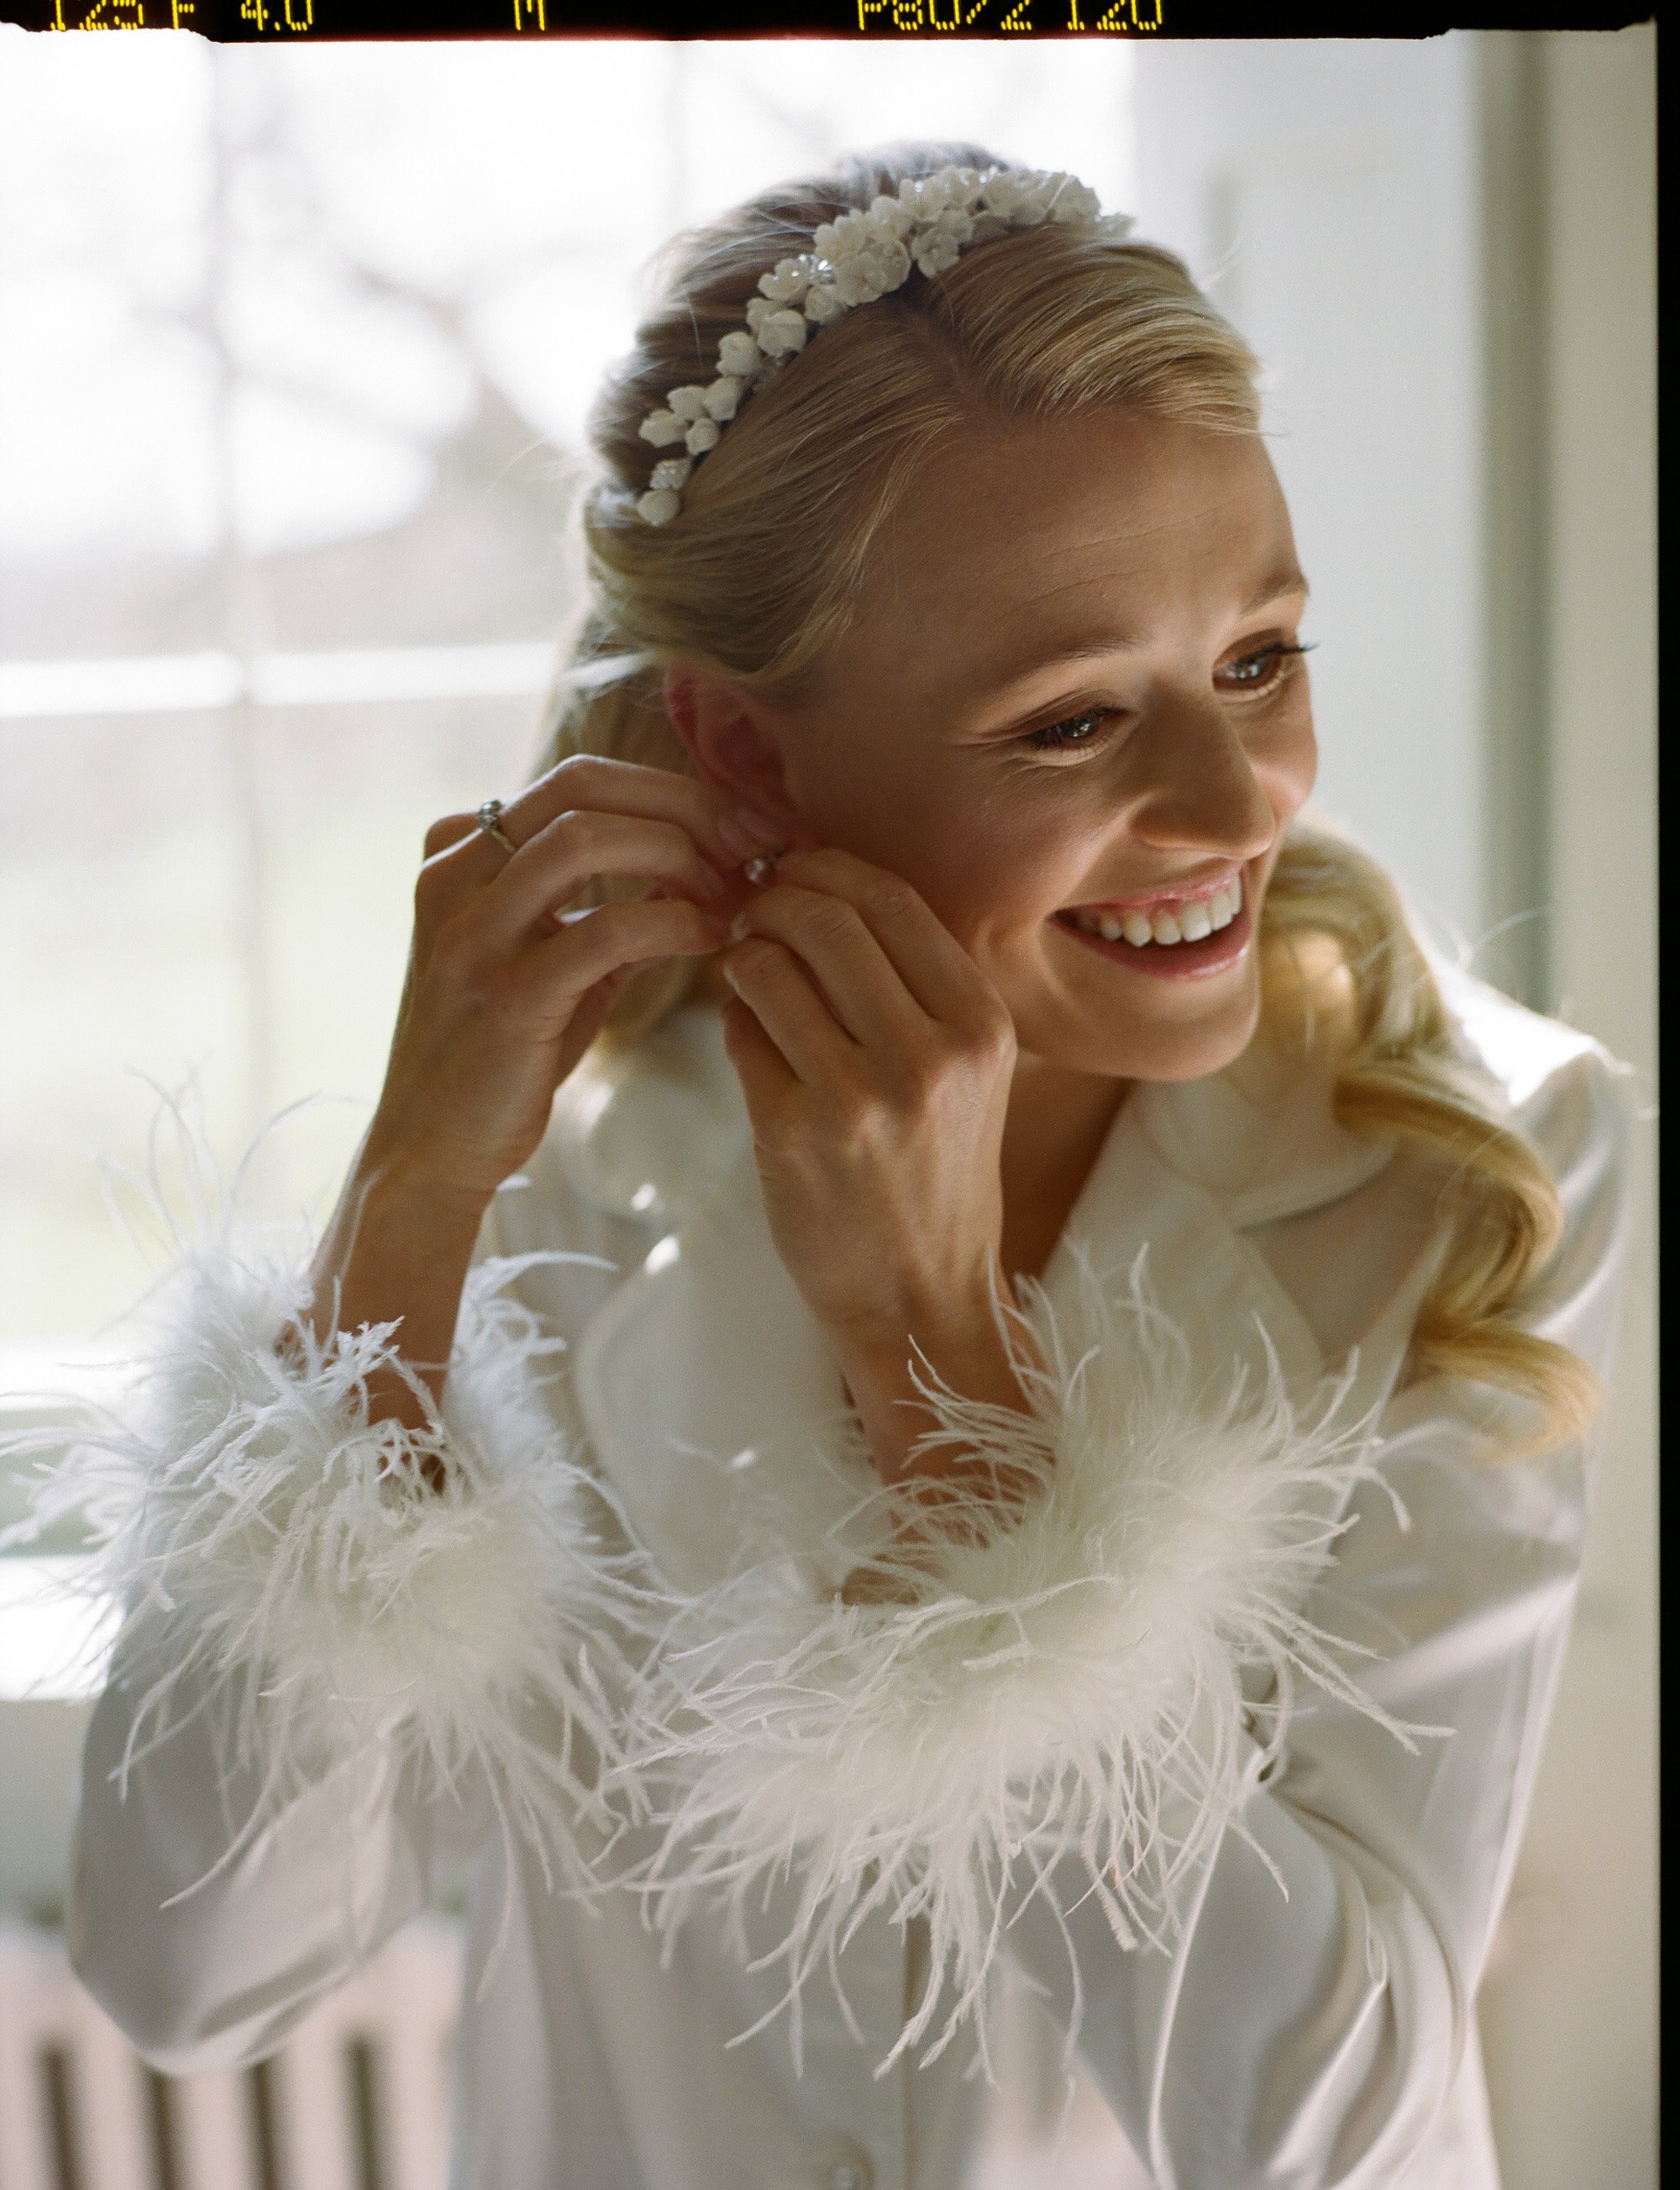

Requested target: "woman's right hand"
[{"left": 358, "top": 754, "right": 771, "bottom": 1210}]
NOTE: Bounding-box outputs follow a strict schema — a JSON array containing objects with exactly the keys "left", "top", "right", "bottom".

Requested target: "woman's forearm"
[{"left": 298, "top": 1139, "right": 492, "bottom": 1457}]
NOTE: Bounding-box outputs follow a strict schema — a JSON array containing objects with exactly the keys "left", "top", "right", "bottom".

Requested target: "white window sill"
[{"left": 0, "top": 1557, "right": 117, "bottom": 1704}]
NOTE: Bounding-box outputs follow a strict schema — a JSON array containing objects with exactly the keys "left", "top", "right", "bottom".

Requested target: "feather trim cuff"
[
  {"left": 0, "top": 1115, "right": 654, "bottom": 1980},
  {"left": 600, "top": 1244, "right": 1425, "bottom": 2081}
]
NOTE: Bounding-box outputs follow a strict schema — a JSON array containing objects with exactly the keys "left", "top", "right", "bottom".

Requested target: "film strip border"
[{"left": 0, "top": 0, "right": 1650, "bottom": 37}]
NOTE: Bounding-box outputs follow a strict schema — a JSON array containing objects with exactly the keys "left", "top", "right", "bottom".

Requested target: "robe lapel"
[
  {"left": 570, "top": 1135, "right": 874, "bottom": 1596},
  {"left": 1127, "top": 1024, "right": 1399, "bottom": 1233},
  {"left": 1037, "top": 1088, "right": 1328, "bottom": 1410},
  {"left": 569, "top": 1035, "right": 1430, "bottom": 1601}
]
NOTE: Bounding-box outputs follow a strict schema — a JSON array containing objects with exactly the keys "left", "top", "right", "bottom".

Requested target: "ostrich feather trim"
[
  {"left": 598, "top": 1242, "right": 1430, "bottom": 2083},
  {"left": 0, "top": 1096, "right": 660, "bottom": 1993}
]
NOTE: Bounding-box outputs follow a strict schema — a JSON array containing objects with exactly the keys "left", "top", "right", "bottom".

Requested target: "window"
[
  {"left": 0, "top": 38, "right": 1138, "bottom": 1371},
  {"left": 0, "top": 33, "right": 1137, "bottom": 1671}
]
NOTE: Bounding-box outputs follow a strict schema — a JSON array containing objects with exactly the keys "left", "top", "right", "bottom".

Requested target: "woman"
[{"left": 18, "top": 145, "right": 1631, "bottom": 2187}]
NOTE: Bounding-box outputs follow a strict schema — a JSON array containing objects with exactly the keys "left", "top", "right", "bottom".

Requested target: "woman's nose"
[{"left": 1126, "top": 701, "right": 1282, "bottom": 861}]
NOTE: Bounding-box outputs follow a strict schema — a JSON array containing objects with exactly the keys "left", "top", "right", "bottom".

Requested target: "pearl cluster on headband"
[{"left": 633, "top": 163, "right": 1134, "bottom": 526}]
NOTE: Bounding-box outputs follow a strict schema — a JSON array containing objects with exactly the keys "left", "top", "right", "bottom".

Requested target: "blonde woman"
[{"left": 19, "top": 144, "right": 1632, "bottom": 2188}]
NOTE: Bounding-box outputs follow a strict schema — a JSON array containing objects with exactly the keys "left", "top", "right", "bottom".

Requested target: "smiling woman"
[
  {"left": 553, "top": 158, "right": 1598, "bottom": 1458},
  {"left": 656, "top": 410, "right": 1322, "bottom": 1358},
  {"left": 14, "top": 139, "right": 1634, "bottom": 2190}
]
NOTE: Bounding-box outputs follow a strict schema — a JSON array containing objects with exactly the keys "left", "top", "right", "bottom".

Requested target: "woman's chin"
[
  {"left": 1130, "top": 1020, "right": 1259, "bottom": 1083},
  {"left": 1012, "top": 970, "right": 1264, "bottom": 1084}
]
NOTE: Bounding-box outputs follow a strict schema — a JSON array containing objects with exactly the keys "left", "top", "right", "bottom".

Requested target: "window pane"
[
  {"left": 0, "top": 711, "right": 249, "bottom": 1347},
  {"left": 0, "top": 696, "right": 550, "bottom": 1354},
  {"left": 254, "top": 694, "right": 554, "bottom": 1218},
  {"left": 2, "top": 37, "right": 1137, "bottom": 1363},
  {"left": 0, "top": 37, "right": 219, "bottom": 658}
]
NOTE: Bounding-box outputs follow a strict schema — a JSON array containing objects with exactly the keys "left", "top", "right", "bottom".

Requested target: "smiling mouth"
[
  {"left": 1047, "top": 862, "right": 1257, "bottom": 983},
  {"left": 1056, "top": 866, "right": 1244, "bottom": 948}
]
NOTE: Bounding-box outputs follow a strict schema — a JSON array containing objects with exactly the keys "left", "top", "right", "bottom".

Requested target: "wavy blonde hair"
[{"left": 530, "top": 139, "right": 1597, "bottom": 1460}]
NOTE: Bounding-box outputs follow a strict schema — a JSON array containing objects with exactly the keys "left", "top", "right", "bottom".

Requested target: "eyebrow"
[{"left": 969, "top": 565, "right": 1312, "bottom": 704}]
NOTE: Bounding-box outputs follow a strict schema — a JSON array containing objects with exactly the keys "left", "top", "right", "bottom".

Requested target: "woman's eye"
[
  {"left": 1017, "top": 642, "right": 1315, "bottom": 754},
  {"left": 1021, "top": 706, "right": 1116, "bottom": 754},
  {"left": 1221, "top": 640, "right": 1316, "bottom": 692}
]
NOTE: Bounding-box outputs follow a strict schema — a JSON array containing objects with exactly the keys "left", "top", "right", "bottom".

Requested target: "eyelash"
[{"left": 1020, "top": 641, "right": 1319, "bottom": 753}]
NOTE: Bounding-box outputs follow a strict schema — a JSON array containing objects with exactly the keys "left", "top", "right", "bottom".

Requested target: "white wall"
[
  {"left": 1131, "top": 37, "right": 1488, "bottom": 961},
  {"left": 1473, "top": 29, "right": 1657, "bottom": 2190},
  {"left": 1131, "top": 33, "right": 1657, "bottom": 2187}
]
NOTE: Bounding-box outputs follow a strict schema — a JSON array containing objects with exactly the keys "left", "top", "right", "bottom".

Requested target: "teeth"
[{"left": 1066, "top": 869, "right": 1243, "bottom": 948}]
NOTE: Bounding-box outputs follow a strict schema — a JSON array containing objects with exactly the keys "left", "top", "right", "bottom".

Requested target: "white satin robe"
[{"left": 60, "top": 962, "right": 1632, "bottom": 2190}]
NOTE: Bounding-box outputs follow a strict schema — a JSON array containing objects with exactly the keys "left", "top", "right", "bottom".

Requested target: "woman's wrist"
[
  {"left": 352, "top": 1120, "right": 502, "bottom": 1224},
  {"left": 299, "top": 1153, "right": 492, "bottom": 1464},
  {"left": 828, "top": 1279, "right": 1042, "bottom": 1492},
  {"left": 309, "top": 1169, "right": 485, "bottom": 1340}
]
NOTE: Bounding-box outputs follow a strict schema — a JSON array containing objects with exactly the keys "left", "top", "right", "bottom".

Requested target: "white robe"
[{"left": 22, "top": 961, "right": 1633, "bottom": 2190}]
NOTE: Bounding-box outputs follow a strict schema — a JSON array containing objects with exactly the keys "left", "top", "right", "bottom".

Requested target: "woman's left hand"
[{"left": 717, "top": 844, "right": 1018, "bottom": 1361}]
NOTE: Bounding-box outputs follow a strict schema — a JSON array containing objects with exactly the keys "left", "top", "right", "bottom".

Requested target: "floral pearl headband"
[{"left": 633, "top": 162, "right": 1135, "bottom": 526}]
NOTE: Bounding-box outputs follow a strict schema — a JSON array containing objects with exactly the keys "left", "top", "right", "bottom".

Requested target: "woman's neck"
[{"left": 997, "top": 1052, "right": 1133, "bottom": 1288}]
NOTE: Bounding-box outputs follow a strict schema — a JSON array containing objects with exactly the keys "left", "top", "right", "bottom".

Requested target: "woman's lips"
[
  {"left": 1050, "top": 873, "right": 1255, "bottom": 981},
  {"left": 1062, "top": 861, "right": 1245, "bottom": 919}
]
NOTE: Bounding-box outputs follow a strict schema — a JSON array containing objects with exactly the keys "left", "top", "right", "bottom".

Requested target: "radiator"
[{"left": 0, "top": 1916, "right": 463, "bottom": 2190}]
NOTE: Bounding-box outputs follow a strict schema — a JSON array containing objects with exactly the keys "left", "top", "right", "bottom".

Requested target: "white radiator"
[{"left": 0, "top": 1916, "right": 463, "bottom": 2190}]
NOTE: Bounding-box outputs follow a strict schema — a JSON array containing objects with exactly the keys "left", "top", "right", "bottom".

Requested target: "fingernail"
[
  {"left": 733, "top": 806, "right": 784, "bottom": 847},
  {"left": 715, "top": 816, "right": 758, "bottom": 859}
]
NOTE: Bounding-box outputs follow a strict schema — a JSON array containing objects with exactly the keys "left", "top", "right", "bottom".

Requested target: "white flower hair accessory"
[{"left": 633, "top": 163, "right": 1134, "bottom": 525}]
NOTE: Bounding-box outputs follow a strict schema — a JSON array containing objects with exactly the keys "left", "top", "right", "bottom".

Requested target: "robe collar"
[{"left": 569, "top": 1013, "right": 1409, "bottom": 1596}]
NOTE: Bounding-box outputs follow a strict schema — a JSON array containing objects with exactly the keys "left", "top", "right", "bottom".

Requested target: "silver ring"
[
  {"left": 476, "top": 798, "right": 517, "bottom": 855},
  {"left": 743, "top": 843, "right": 790, "bottom": 888}
]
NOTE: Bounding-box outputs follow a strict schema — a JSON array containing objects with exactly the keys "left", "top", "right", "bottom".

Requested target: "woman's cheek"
[
  {"left": 1267, "top": 706, "right": 1318, "bottom": 820},
  {"left": 947, "top": 843, "right": 1074, "bottom": 947}
]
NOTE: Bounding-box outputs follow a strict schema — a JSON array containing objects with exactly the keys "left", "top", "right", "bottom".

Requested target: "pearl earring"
[{"left": 743, "top": 844, "right": 789, "bottom": 887}]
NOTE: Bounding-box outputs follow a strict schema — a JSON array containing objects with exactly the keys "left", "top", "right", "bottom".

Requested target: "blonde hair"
[{"left": 531, "top": 139, "right": 1598, "bottom": 1461}]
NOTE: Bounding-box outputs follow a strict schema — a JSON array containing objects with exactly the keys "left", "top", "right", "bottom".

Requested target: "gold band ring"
[{"left": 476, "top": 798, "right": 517, "bottom": 856}]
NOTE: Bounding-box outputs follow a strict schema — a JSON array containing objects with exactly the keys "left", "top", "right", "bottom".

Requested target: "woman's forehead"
[
  {"left": 884, "top": 412, "right": 1282, "bottom": 560},
  {"left": 840, "top": 420, "right": 1300, "bottom": 688}
]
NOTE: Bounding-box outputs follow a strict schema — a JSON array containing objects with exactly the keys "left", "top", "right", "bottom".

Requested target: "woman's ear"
[{"left": 662, "top": 663, "right": 799, "bottom": 827}]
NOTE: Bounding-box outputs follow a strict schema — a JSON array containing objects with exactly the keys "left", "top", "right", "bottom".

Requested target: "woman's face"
[{"left": 680, "top": 408, "right": 1317, "bottom": 1087}]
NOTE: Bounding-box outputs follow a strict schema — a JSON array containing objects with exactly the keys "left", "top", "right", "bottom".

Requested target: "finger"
[
  {"left": 769, "top": 848, "right": 1003, "bottom": 1035},
  {"left": 416, "top": 812, "right": 509, "bottom": 904},
  {"left": 483, "top": 809, "right": 732, "bottom": 943},
  {"left": 526, "top": 893, "right": 727, "bottom": 1004},
  {"left": 731, "top": 884, "right": 916, "bottom": 1054},
  {"left": 553, "top": 960, "right": 637, "bottom": 1084},
  {"left": 495, "top": 753, "right": 769, "bottom": 879},
  {"left": 423, "top": 812, "right": 483, "bottom": 859},
  {"left": 717, "top": 990, "right": 799, "bottom": 1106},
  {"left": 718, "top": 935, "right": 855, "bottom": 1088}
]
